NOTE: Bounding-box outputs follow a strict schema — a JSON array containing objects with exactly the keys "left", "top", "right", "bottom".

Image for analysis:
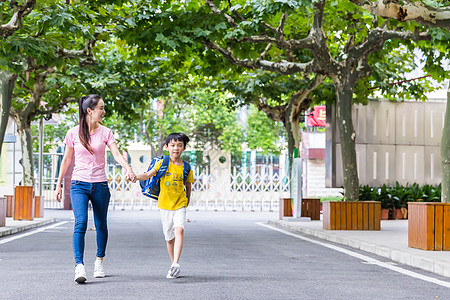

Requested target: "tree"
[
  {"left": 10, "top": 53, "right": 91, "bottom": 185},
  {"left": 80, "top": 40, "right": 188, "bottom": 157},
  {"left": 216, "top": 69, "right": 326, "bottom": 176},
  {"left": 349, "top": 0, "right": 450, "bottom": 202},
  {"left": 119, "top": 0, "right": 447, "bottom": 201},
  {"left": 348, "top": 0, "right": 450, "bottom": 30},
  {"left": 0, "top": 71, "right": 16, "bottom": 153},
  {"left": 0, "top": 0, "right": 36, "bottom": 154},
  {"left": 1, "top": 1, "right": 118, "bottom": 185},
  {"left": 117, "top": 2, "right": 326, "bottom": 178},
  {"left": 186, "top": 86, "right": 244, "bottom": 154},
  {"left": 203, "top": 1, "right": 441, "bottom": 200},
  {"left": 246, "top": 104, "right": 286, "bottom": 155},
  {"left": 0, "top": 0, "right": 35, "bottom": 38},
  {"left": 85, "top": 37, "right": 248, "bottom": 158}
]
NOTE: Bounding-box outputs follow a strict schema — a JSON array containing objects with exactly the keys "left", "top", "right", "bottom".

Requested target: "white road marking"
[
  {"left": 0, "top": 221, "right": 69, "bottom": 245},
  {"left": 257, "top": 222, "right": 450, "bottom": 289}
]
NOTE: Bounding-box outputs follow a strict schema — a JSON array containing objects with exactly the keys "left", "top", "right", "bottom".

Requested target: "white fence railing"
[
  {"left": 104, "top": 165, "right": 289, "bottom": 211},
  {"left": 39, "top": 163, "right": 289, "bottom": 211},
  {"left": 34, "top": 153, "right": 64, "bottom": 209},
  {"left": 190, "top": 166, "right": 289, "bottom": 211},
  {"left": 36, "top": 177, "right": 63, "bottom": 209}
]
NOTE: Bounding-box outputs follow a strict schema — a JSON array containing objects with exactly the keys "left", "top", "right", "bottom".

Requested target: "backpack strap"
[
  {"left": 158, "top": 155, "right": 170, "bottom": 176},
  {"left": 183, "top": 161, "right": 191, "bottom": 185},
  {"left": 147, "top": 155, "right": 170, "bottom": 200}
]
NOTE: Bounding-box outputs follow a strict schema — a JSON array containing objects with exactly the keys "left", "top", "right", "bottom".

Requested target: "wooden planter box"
[
  {"left": 0, "top": 196, "right": 6, "bottom": 227},
  {"left": 323, "top": 201, "right": 381, "bottom": 230},
  {"left": 14, "top": 186, "right": 34, "bottom": 221},
  {"left": 408, "top": 202, "right": 450, "bottom": 251},
  {"left": 34, "top": 195, "right": 44, "bottom": 218},
  {"left": 280, "top": 198, "right": 321, "bottom": 220},
  {"left": 301, "top": 198, "right": 320, "bottom": 220},
  {"left": 279, "top": 198, "right": 293, "bottom": 219},
  {"left": 5, "top": 195, "right": 14, "bottom": 217}
]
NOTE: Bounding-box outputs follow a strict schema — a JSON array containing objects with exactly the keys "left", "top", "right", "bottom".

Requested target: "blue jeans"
[{"left": 70, "top": 180, "right": 110, "bottom": 265}]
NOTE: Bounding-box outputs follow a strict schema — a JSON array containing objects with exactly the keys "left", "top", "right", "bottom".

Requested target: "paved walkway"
[
  {"left": 0, "top": 217, "right": 55, "bottom": 237},
  {"left": 270, "top": 218, "right": 450, "bottom": 278}
]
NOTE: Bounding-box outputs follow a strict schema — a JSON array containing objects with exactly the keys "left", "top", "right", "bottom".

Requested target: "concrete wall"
[{"left": 327, "top": 99, "right": 447, "bottom": 188}]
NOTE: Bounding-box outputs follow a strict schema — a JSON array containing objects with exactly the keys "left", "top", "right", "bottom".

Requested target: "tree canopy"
[{"left": 117, "top": 0, "right": 449, "bottom": 200}]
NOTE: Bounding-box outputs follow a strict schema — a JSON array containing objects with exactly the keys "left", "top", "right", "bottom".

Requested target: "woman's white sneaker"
[
  {"left": 74, "top": 264, "right": 87, "bottom": 283},
  {"left": 93, "top": 258, "right": 106, "bottom": 278}
]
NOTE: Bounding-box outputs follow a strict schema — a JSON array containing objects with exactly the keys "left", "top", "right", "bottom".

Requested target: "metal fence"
[
  {"left": 34, "top": 153, "right": 64, "bottom": 209},
  {"left": 104, "top": 165, "right": 289, "bottom": 211},
  {"left": 39, "top": 158, "right": 289, "bottom": 211},
  {"left": 190, "top": 166, "right": 289, "bottom": 211}
]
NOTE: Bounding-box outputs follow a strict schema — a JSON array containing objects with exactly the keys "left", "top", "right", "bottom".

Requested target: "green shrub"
[{"left": 357, "top": 182, "right": 441, "bottom": 209}]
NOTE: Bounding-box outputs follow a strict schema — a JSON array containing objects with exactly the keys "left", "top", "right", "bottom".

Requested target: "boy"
[{"left": 134, "top": 133, "right": 194, "bottom": 278}]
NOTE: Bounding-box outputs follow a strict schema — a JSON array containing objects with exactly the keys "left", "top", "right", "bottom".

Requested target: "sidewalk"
[
  {"left": 0, "top": 217, "right": 56, "bottom": 237},
  {"left": 269, "top": 218, "right": 450, "bottom": 278}
]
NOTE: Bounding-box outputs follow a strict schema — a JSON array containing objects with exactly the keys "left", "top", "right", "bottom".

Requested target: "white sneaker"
[
  {"left": 74, "top": 264, "right": 87, "bottom": 283},
  {"left": 166, "top": 270, "right": 176, "bottom": 279},
  {"left": 93, "top": 258, "right": 106, "bottom": 278},
  {"left": 169, "top": 262, "right": 181, "bottom": 278}
]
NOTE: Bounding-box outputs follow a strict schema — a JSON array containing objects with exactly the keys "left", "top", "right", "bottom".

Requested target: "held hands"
[{"left": 126, "top": 168, "right": 137, "bottom": 183}]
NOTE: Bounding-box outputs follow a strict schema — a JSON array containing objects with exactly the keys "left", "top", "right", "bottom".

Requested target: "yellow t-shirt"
[{"left": 152, "top": 160, "right": 194, "bottom": 210}]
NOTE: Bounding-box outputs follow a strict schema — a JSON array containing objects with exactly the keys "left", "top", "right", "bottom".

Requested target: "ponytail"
[{"left": 78, "top": 94, "right": 102, "bottom": 154}]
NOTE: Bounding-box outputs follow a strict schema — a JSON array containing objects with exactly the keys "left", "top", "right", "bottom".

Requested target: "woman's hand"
[
  {"left": 108, "top": 142, "right": 136, "bottom": 182},
  {"left": 127, "top": 168, "right": 136, "bottom": 183},
  {"left": 55, "top": 185, "right": 62, "bottom": 203}
]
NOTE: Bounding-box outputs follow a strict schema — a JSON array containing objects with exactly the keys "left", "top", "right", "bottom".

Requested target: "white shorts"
[{"left": 160, "top": 207, "right": 186, "bottom": 241}]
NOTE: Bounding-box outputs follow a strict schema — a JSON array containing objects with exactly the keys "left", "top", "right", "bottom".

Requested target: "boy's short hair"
[{"left": 164, "top": 133, "right": 190, "bottom": 147}]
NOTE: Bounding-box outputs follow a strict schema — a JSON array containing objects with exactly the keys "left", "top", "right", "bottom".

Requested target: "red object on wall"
[
  {"left": 301, "top": 131, "right": 325, "bottom": 159},
  {"left": 307, "top": 106, "right": 326, "bottom": 127}
]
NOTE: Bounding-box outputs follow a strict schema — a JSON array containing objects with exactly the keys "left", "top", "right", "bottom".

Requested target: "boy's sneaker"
[
  {"left": 93, "top": 259, "right": 106, "bottom": 278},
  {"left": 74, "top": 264, "right": 87, "bottom": 283},
  {"left": 166, "top": 270, "right": 176, "bottom": 279},
  {"left": 169, "top": 262, "right": 181, "bottom": 278}
]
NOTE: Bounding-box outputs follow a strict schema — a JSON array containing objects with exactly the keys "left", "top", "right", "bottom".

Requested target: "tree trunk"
[
  {"left": 335, "top": 84, "right": 359, "bottom": 201},
  {"left": 349, "top": 0, "right": 450, "bottom": 30},
  {"left": 0, "top": 71, "right": 17, "bottom": 154},
  {"left": 442, "top": 88, "right": 450, "bottom": 203},
  {"left": 15, "top": 117, "right": 34, "bottom": 186}
]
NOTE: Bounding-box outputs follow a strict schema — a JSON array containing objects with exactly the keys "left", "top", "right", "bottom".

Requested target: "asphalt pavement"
[
  {"left": 270, "top": 217, "right": 450, "bottom": 278},
  {"left": 1, "top": 209, "right": 450, "bottom": 299}
]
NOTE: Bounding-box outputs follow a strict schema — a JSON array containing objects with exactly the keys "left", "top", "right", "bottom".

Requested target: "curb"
[
  {"left": 0, "top": 218, "right": 56, "bottom": 237},
  {"left": 268, "top": 220, "right": 450, "bottom": 278}
]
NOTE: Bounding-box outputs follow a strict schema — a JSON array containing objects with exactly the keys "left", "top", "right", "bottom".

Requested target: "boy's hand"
[{"left": 135, "top": 171, "right": 152, "bottom": 182}]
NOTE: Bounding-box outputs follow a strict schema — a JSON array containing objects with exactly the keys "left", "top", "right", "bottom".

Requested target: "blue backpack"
[{"left": 139, "top": 155, "right": 192, "bottom": 201}]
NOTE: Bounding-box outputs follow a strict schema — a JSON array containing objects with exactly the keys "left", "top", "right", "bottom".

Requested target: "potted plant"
[
  {"left": 377, "top": 184, "right": 393, "bottom": 220},
  {"left": 392, "top": 182, "right": 408, "bottom": 219}
]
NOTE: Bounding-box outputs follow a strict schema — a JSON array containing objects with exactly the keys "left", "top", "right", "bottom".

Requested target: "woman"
[{"left": 55, "top": 94, "right": 135, "bottom": 283}]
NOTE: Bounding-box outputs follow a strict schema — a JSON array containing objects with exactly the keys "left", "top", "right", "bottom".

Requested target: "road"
[{"left": 0, "top": 210, "right": 449, "bottom": 299}]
